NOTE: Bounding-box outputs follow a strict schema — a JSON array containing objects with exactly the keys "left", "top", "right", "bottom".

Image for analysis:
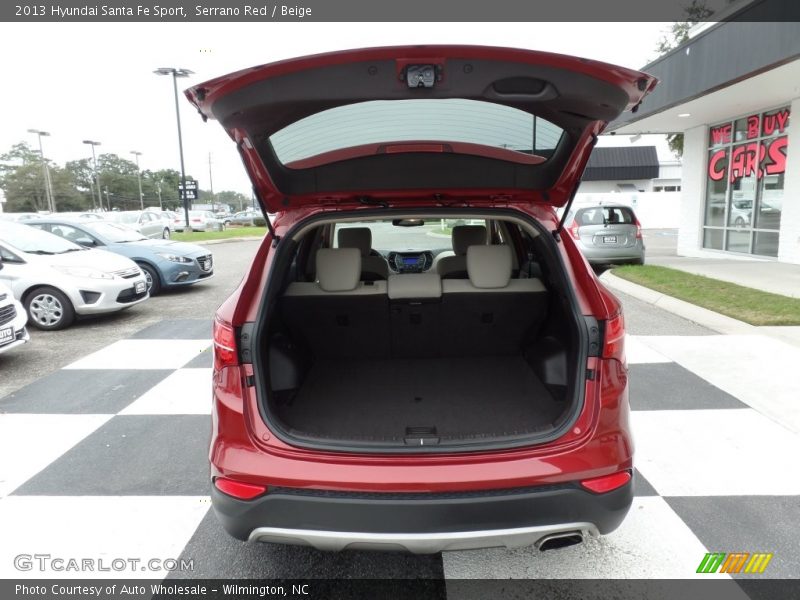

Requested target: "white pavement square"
[
  {"left": 625, "top": 335, "right": 673, "bottom": 365},
  {"left": 442, "top": 497, "right": 730, "bottom": 579},
  {"left": 63, "top": 340, "right": 212, "bottom": 371},
  {"left": 120, "top": 369, "right": 213, "bottom": 415},
  {"left": 0, "top": 414, "right": 112, "bottom": 498},
  {"left": 632, "top": 409, "right": 800, "bottom": 497},
  {"left": 0, "top": 496, "right": 211, "bottom": 579},
  {"left": 638, "top": 334, "right": 800, "bottom": 433}
]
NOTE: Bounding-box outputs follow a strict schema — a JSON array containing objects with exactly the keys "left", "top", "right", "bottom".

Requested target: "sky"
[{"left": 0, "top": 22, "right": 675, "bottom": 197}]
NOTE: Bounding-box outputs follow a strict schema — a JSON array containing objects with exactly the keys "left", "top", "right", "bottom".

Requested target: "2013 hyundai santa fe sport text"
[{"left": 188, "top": 45, "right": 657, "bottom": 553}]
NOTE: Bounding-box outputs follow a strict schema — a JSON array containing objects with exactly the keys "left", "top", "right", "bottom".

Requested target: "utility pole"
[
  {"left": 83, "top": 140, "right": 103, "bottom": 210},
  {"left": 28, "top": 129, "right": 55, "bottom": 213},
  {"left": 131, "top": 150, "right": 144, "bottom": 210}
]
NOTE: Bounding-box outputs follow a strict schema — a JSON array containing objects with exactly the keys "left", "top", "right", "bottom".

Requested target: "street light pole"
[
  {"left": 27, "top": 129, "right": 55, "bottom": 213},
  {"left": 83, "top": 140, "right": 102, "bottom": 211},
  {"left": 130, "top": 150, "right": 144, "bottom": 210},
  {"left": 154, "top": 67, "right": 193, "bottom": 230}
]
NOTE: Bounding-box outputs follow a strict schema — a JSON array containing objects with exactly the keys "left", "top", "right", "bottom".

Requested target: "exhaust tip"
[{"left": 537, "top": 531, "right": 584, "bottom": 551}]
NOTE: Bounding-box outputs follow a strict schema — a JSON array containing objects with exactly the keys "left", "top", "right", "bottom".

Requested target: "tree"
[
  {"left": 655, "top": 1, "right": 734, "bottom": 158},
  {"left": 215, "top": 190, "right": 250, "bottom": 211},
  {"left": 0, "top": 143, "right": 84, "bottom": 212}
]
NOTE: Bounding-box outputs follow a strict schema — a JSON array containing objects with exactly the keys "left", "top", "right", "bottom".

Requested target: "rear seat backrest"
[
  {"left": 282, "top": 248, "right": 389, "bottom": 359},
  {"left": 441, "top": 245, "right": 548, "bottom": 356},
  {"left": 388, "top": 273, "right": 442, "bottom": 358}
]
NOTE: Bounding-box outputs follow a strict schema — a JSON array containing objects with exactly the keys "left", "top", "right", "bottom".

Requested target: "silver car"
[
  {"left": 106, "top": 210, "right": 172, "bottom": 239},
  {"left": 565, "top": 204, "right": 645, "bottom": 266}
]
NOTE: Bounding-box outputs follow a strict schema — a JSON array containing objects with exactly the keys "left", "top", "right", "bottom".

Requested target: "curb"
[
  {"left": 195, "top": 235, "right": 265, "bottom": 245},
  {"left": 600, "top": 271, "right": 756, "bottom": 336}
]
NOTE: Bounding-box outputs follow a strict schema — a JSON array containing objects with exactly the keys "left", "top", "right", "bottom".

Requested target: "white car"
[
  {"left": 106, "top": 210, "right": 172, "bottom": 239},
  {"left": 0, "top": 221, "right": 149, "bottom": 330},
  {"left": 0, "top": 280, "right": 29, "bottom": 355},
  {"left": 173, "top": 210, "right": 224, "bottom": 232}
]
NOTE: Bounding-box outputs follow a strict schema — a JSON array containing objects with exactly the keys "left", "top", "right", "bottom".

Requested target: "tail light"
[
  {"left": 568, "top": 220, "right": 580, "bottom": 240},
  {"left": 580, "top": 470, "right": 631, "bottom": 494},
  {"left": 214, "top": 477, "right": 267, "bottom": 500},
  {"left": 634, "top": 217, "right": 643, "bottom": 239},
  {"left": 602, "top": 313, "right": 625, "bottom": 362},
  {"left": 213, "top": 317, "right": 238, "bottom": 370}
]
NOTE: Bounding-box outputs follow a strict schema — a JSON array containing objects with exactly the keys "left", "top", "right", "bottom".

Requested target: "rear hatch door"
[{"left": 186, "top": 45, "right": 656, "bottom": 213}]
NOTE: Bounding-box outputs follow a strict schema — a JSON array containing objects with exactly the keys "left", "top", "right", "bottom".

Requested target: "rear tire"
[
  {"left": 162, "top": 228, "right": 171, "bottom": 239},
  {"left": 24, "top": 286, "right": 75, "bottom": 330},
  {"left": 138, "top": 263, "right": 162, "bottom": 295}
]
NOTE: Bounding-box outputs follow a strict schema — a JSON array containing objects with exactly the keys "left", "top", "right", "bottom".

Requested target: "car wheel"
[
  {"left": 138, "top": 263, "right": 162, "bottom": 295},
  {"left": 734, "top": 216, "right": 746, "bottom": 228},
  {"left": 25, "top": 286, "right": 75, "bottom": 330},
  {"left": 162, "top": 228, "right": 171, "bottom": 239}
]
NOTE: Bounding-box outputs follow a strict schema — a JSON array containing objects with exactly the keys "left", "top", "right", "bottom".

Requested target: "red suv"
[{"left": 189, "top": 46, "right": 655, "bottom": 553}]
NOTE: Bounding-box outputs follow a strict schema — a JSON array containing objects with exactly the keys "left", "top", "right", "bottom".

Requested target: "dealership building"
[{"left": 610, "top": 5, "right": 800, "bottom": 264}]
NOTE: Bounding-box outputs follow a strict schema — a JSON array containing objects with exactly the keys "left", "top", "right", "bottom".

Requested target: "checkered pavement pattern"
[{"left": 1, "top": 318, "right": 798, "bottom": 581}]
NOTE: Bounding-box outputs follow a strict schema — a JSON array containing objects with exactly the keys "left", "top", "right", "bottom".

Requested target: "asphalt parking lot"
[{"left": 1, "top": 231, "right": 798, "bottom": 583}]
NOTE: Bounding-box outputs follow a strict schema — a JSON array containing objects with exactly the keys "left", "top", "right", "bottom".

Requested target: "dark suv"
[{"left": 189, "top": 46, "right": 655, "bottom": 553}]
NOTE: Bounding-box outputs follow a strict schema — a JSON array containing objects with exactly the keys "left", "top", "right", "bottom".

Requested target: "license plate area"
[
  {"left": 0, "top": 326, "right": 14, "bottom": 347},
  {"left": 602, "top": 235, "right": 618, "bottom": 244},
  {"left": 135, "top": 281, "right": 146, "bottom": 294}
]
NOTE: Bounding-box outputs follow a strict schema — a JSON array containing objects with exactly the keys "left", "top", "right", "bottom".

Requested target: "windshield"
[
  {"left": 333, "top": 219, "right": 486, "bottom": 253},
  {"left": 270, "top": 99, "right": 564, "bottom": 166},
  {"left": 85, "top": 222, "right": 148, "bottom": 242},
  {"left": 0, "top": 223, "right": 84, "bottom": 254}
]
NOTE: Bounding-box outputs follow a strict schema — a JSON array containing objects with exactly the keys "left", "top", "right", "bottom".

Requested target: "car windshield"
[
  {"left": 84, "top": 222, "right": 148, "bottom": 242},
  {"left": 0, "top": 223, "right": 85, "bottom": 254},
  {"left": 270, "top": 98, "right": 564, "bottom": 165},
  {"left": 333, "top": 219, "right": 486, "bottom": 253}
]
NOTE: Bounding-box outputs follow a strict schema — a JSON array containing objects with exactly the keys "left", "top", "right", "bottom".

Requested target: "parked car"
[
  {"left": 57, "top": 212, "right": 106, "bottom": 221},
  {"left": 173, "top": 210, "right": 225, "bottom": 232},
  {"left": 0, "top": 279, "right": 29, "bottom": 355},
  {"left": 0, "top": 221, "right": 148, "bottom": 330},
  {"left": 188, "top": 46, "right": 655, "bottom": 552},
  {"left": 228, "top": 210, "right": 262, "bottom": 227},
  {"left": 29, "top": 219, "right": 214, "bottom": 295},
  {"left": 564, "top": 204, "right": 645, "bottom": 266},
  {"left": 0, "top": 212, "right": 44, "bottom": 222},
  {"left": 106, "top": 210, "right": 172, "bottom": 239}
]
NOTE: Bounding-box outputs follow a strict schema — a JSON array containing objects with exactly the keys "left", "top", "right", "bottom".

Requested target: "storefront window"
[{"left": 703, "top": 106, "right": 789, "bottom": 257}]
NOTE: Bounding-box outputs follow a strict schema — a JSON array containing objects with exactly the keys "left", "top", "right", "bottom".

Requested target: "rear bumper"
[{"left": 210, "top": 479, "right": 633, "bottom": 552}]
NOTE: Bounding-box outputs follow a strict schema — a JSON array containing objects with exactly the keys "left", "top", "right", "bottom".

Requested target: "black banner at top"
[{"left": 2, "top": 0, "right": 800, "bottom": 22}]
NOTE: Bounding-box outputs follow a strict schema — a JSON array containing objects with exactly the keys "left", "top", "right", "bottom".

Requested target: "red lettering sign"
[
  {"left": 710, "top": 124, "right": 732, "bottom": 145},
  {"left": 722, "top": 137, "right": 787, "bottom": 183},
  {"left": 746, "top": 115, "right": 760, "bottom": 139},
  {"left": 763, "top": 109, "right": 790, "bottom": 136},
  {"left": 708, "top": 149, "right": 728, "bottom": 181},
  {"left": 765, "top": 136, "right": 788, "bottom": 175}
]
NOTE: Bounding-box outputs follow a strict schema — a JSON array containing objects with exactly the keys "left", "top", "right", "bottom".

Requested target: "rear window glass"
[
  {"left": 575, "top": 206, "right": 635, "bottom": 226},
  {"left": 333, "top": 219, "right": 487, "bottom": 253},
  {"left": 269, "top": 99, "right": 564, "bottom": 166}
]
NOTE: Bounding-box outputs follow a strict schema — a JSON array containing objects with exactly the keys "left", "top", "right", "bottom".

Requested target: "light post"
[
  {"left": 130, "top": 150, "right": 144, "bottom": 210},
  {"left": 156, "top": 180, "right": 163, "bottom": 210},
  {"left": 154, "top": 67, "right": 193, "bottom": 229},
  {"left": 27, "top": 129, "right": 55, "bottom": 213},
  {"left": 82, "top": 140, "right": 103, "bottom": 211}
]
